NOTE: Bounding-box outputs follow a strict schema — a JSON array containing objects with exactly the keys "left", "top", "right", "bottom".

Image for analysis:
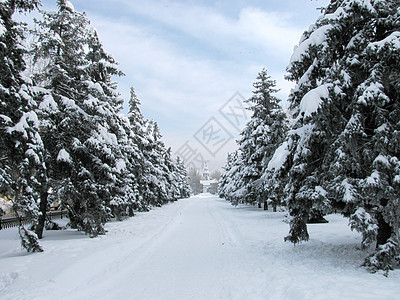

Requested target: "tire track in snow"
[
  {"left": 32, "top": 198, "right": 194, "bottom": 300},
  {"left": 205, "top": 198, "right": 240, "bottom": 248},
  {"left": 81, "top": 195, "right": 252, "bottom": 299}
]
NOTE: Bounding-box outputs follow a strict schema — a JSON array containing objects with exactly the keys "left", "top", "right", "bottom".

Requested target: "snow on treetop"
[
  {"left": 315, "top": 186, "right": 327, "bottom": 197},
  {"left": 341, "top": 178, "right": 356, "bottom": 203},
  {"left": 65, "top": 1, "right": 75, "bottom": 12},
  {"left": 373, "top": 154, "right": 390, "bottom": 167},
  {"left": 7, "top": 111, "right": 39, "bottom": 139},
  {"left": 353, "top": 0, "right": 375, "bottom": 12},
  {"left": 267, "top": 141, "right": 289, "bottom": 171},
  {"left": 299, "top": 84, "right": 332, "bottom": 117},
  {"left": 85, "top": 80, "right": 104, "bottom": 94},
  {"left": 289, "top": 24, "right": 334, "bottom": 65},
  {"left": 57, "top": 149, "right": 71, "bottom": 163},
  {"left": 324, "top": 7, "right": 347, "bottom": 20},
  {"left": 297, "top": 59, "right": 317, "bottom": 87},
  {"left": 39, "top": 94, "right": 58, "bottom": 112},
  {"left": 368, "top": 31, "right": 400, "bottom": 52},
  {"left": 96, "top": 124, "right": 118, "bottom": 146},
  {"left": 0, "top": 22, "right": 5, "bottom": 37},
  {"left": 366, "top": 170, "right": 380, "bottom": 186},
  {"left": 375, "top": 123, "right": 387, "bottom": 132},
  {"left": 357, "top": 82, "right": 389, "bottom": 106},
  {"left": 0, "top": 114, "right": 11, "bottom": 124},
  {"left": 89, "top": 27, "right": 98, "bottom": 35},
  {"left": 115, "top": 159, "right": 126, "bottom": 173},
  {"left": 26, "top": 148, "right": 41, "bottom": 165}
]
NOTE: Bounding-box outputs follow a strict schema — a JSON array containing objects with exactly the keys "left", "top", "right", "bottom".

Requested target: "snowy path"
[{"left": 1, "top": 194, "right": 400, "bottom": 299}]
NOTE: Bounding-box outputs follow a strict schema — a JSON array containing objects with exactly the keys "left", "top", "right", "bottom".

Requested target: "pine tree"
[
  {"left": 123, "top": 87, "right": 149, "bottom": 212},
  {"left": 0, "top": 0, "right": 43, "bottom": 251},
  {"left": 218, "top": 69, "right": 288, "bottom": 208},
  {"left": 82, "top": 27, "right": 140, "bottom": 222},
  {"left": 144, "top": 121, "right": 173, "bottom": 205},
  {"left": 282, "top": 0, "right": 400, "bottom": 272},
  {"left": 33, "top": 0, "right": 112, "bottom": 237},
  {"left": 162, "top": 147, "right": 179, "bottom": 201},
  {"left": 237, "top": 68, "right": 288, "bottom": 209},
  {"left": 218, "top": 152, "right": 235, "bottom": 199},
  {"left": 218, "top": 150, "right": 246, "bottom": 205},
  {"left": 175, "top": 156, "right": 191, "bottom": 198},
  {"left": 125, "top": 88, "right": 158, "bottom": 210}
]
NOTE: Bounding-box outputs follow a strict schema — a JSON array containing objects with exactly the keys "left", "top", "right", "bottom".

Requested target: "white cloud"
[
  {"left": 91, "top": 17, "right": 252, "bottom": 114},
  {"left": 113, "top": 0, "right": 303, "bottom": 58},
  {"left": 88, "top": 2, "right": 302, "bottom": 114},
  {"left": 237, "top": 7, "right": 301, "bottom": 55}
]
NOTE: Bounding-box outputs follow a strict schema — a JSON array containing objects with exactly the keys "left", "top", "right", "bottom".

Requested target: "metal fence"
[{"left": 0, "top": 210, "right": 68, "bottom": 230}]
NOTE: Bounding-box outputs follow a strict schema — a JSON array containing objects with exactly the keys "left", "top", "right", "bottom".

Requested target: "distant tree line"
[
  {"left": 0, "top": 0, "right": 190, "bottom": 252},
  {"left": 219, "top": 0, "right": 400, "bottom": 274}
]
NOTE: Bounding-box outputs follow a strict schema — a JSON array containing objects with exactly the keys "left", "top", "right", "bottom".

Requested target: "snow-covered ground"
[{"left": 1, "top": 194, "right": 399, "bottom": 299}]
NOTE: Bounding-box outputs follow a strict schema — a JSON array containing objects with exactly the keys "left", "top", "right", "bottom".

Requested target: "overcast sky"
[{"left": 37, "top": 0, "right": 330, "bottom": 171}]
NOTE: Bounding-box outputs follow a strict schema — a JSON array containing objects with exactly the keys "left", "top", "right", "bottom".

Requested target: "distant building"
[
  {"left": 200, "top": 162, "right": 218, "bottom": 194},
  {"left": 202, "top": 162, "right": 210, "bottom": 181}
]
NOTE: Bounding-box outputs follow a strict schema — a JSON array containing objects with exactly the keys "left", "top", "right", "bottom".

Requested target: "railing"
[{"left": 0, "top": 210, "right": 68, "bottom": 230}]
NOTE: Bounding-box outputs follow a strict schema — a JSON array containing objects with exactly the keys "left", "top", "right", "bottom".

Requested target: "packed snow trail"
[{"left": 1, "top": 194, "right": 400, "bottom": 299}]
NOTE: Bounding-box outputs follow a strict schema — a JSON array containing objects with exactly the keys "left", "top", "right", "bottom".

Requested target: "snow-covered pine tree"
[
  {"left": 137, "top": 120, "right": 160, "bottom": 206},
  {"left": 125, "top": 87, "right": 156, "bottom": 211},
  {"left": 125, "top": 88, "right": 159, "bottom": 209},
  {"left": 144, "top": 121, "right": 174, "bottom": 205},
  {"left": 282, "top": 0, "right": 400, "bottom": 272},
  {"left": 0, "top": 0, "right": 43, "bottom": 251},
  {"left": 33, "top": 0, "right": 112, "bottom": 237},
  {"left": 263, "top": 139, "right": 291, "bottom": 212},
  {"left": 146, "top": 120, "right": 189, "bottom": 203},
  {"left": 218, "top": 69, "right": 288, "bottom": 209},
  {"left": 166, "top": 151, "right": 191, "bottom": 200},
  {"left": 236, "top": 68, "right": 288, "bottom": 209},
  {"left": 128, "top": 87, "right": 145, "bottom": 135},
  {"left": 219, "top": 150, "right": 246, "bottom": 205},
  {"left": 82, "top": 27, "right": 136, "bottom": 222},
  {"left": 218, "top": 152, "right": 235, "bottom": 199},
  {"left": 175, "top": 156, "right": 191, "bottom": 199},
  {"left": 162, "top": 147, "right": 180, "bottom": 201}
]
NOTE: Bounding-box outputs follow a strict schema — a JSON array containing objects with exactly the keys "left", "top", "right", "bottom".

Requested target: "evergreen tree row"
[
  {"left": 0, "top": 0, "right": 190, "bottom": 252},
  {"left": 219, "top": 0, "right": 400, "bottom": 274}
]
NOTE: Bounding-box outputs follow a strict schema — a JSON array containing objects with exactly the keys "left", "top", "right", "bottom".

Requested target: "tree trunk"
[
  {"left": 273, "top": 202, "right": 277, "bottom": 212},
  {"left": 68, "top": 202, "right": 82, "bottom": 229},
  {"left": 263, "top": 200, "right": 268, "bottom": 211},
  {"left": 376, "top": 212, "right": 392, "bottom": 247},
  {"left": 258, "top": 202, "right": 262, "bottom": 209},
  {"left": 35, "top": 190, "right": 48, "bottom": 239}
]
